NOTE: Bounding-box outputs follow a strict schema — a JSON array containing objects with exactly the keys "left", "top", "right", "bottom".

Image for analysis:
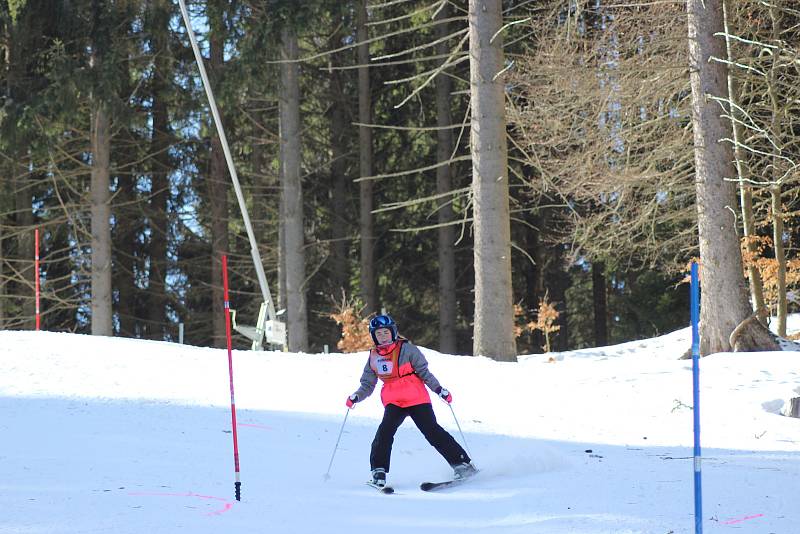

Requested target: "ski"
[
  {"left": 366, "top": 481, "right": 395, "bottom": 494},
  {"left": 420, "top": 479, "right": 465, "bottom": 492},
  {"left": 420, "top": 471, "right": 479, "bottom": 492}
]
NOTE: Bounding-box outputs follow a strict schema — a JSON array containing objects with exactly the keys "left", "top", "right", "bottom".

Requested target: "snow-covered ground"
[{"left": 1, "top": 317, "right": 798, "bottom": 534}]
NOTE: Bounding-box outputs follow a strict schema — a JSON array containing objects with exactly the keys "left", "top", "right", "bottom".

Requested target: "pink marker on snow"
[
  {"left": 128, "top": 491, "right": 235, "bottom": 517},
  {"left": 721, "top": 513, "right": 764, "bottom": 525}
]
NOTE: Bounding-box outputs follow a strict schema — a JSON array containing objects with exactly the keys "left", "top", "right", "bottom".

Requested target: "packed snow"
[{"left": 1, "top": 317, "right": 798, "bottom": 534}]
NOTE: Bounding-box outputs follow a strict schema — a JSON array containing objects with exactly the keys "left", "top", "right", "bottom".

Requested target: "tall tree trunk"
[
  {"left": 435, "top": 2, "right": 457, "bottom": 354},
  {"left": 278, "top": 154, "right": 286, "bottom": 315},
  {"left": 770, "top": 182, "right": 786, "bottom": 336},
  {"left": 14, "top": 166, "right": 34, "bottom": 328},
  {"left": 548, "top": 246, "right": 569, "bottom": 352},
  {"left": 526, "top": 209, "right": 546, "bottom": 352},
  {"left": 6, "top": 6, "right": 35, "bottom": 329},
  {"left": 328, "top": 28, "right": 349, "bottom": 294},
  {"left": 592, "top": 261, "right": 608, "bottom": 347},
  {"left": 0, "top": 177, "right": 6, "bottom": 329},
  {"left": 114, "top": 158, "right": 137, "bottom": 337},
  {"left": 357, "top": 0, "right": 377, "bottom": 315},
  {"left": 209, "top": 9, "right": 228, "bottom": 348},
  {"left": 113, "top": 44, "right": 138, "bottom": 338},
  {"left": 280, "top": 26, "right": 308, "bottom": 351},
  {"left": 147, "top": 0, "right": 171, "bottom": 340},
  {"left": 0, "top": 236, "right": 4, "bottom": 329},
  {"left": 89, "top": 0, "right": 112, "bottom": 338},
  {"left": 0, "top": 22, "right": 8, "bottom": 329},
  {"left": 722, "top": 0, "right": 766, "bottom": 321},
  {"left": 686, "top": 0, "right": 775, "bottom": 353},
  {"left": 468, "top": 0, "right": 515, "bottom": 360},
  {"left": 250, "top": 135, "right": 267, "bottom": 232},
  {"left": 767, "top": 4, "right": 786, "bottom": 337},
  {"left": 90, "top": 104, "right": 113, "bottom": 336}
]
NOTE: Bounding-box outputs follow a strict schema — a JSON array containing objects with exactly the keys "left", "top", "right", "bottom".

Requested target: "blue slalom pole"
[{"left": 690, "top": 261, "right": 703, "bottom": 533}]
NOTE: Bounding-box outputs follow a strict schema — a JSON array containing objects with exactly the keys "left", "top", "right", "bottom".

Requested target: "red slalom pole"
[
  {"left": 222, "top": 254, "right": 242, "bottom": 501},
  {"left": 34, "top": 228, "right": 40, "bottom": 331}
]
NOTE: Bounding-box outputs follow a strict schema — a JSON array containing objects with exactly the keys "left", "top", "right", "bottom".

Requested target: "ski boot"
[
  {"left": 452, "top": 462, "right": 478, "bottom": 480},
  {"left": 370, "top": 468, "right": 387, "bottom": 488}
]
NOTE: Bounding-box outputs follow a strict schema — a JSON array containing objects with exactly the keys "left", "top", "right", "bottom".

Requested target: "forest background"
[{"left": 0, "top": 0, "right": 797, "bottom": 357}]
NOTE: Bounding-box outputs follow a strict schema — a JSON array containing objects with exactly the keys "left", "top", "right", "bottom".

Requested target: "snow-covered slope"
[{"left": 1, "top": 320, "right": 798, "bottom": 533}]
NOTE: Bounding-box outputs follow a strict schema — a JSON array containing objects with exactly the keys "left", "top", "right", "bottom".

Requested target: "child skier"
[{"left": 345, "top": 314, "right": 477, "bottom": 488}]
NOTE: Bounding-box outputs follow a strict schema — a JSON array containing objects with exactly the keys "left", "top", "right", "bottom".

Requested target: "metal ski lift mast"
[{"left": 176, "top": 0, "right": 278, "bottom": 329}]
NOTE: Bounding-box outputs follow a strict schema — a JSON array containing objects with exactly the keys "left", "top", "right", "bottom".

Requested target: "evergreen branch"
[
  {"left": 503, "top": 0, "right": 549, "bottom": 15},
  {"left": 369, "top": 0, "right": 416, "bottom": 9},
  {"left": 352, "top": 122, "right": 469, "bottom": 131},
  {"left": 451, "top": 102, "right": 471, "bottom": 162},
  {"left": 372, "top": 186, "right": 471, "bottom": 213},
  {"left": 264, "top": 17, "right": 465, "bottom": 64},
  {"left": 354, "top": 155, "right": 472, "bottom": 181},
  {"left": 393, "top": 55, "right": 469, "bottom": 109},
  {"left": 389, "top": 217, "right": 474, "bottom": 233},
  {"left": 431, "top": 0, "right": 447, "bottom": 20},
  {"left": 367, "top": 0, "right": 441, "bottom": 27},
  {"left": 455, "top": 188, "right": 473, "bottom": 247},
  {"left": 491, "top": 18, "right": 532, "bottom": 45},
  {"left": 324, "top": 52, "right": 463, "bottom": 71},
  {"left": 372, "top": 26, "right": 468, "bottom": 62},
  {"left": 384, "top": 50, "right": 468, "bottom": 85},
  {"left": 504, "top": 29, "right": 537, "bottom": 50},
  {"left": 511, "top": 240, "right": 536, "bottom": 267}
]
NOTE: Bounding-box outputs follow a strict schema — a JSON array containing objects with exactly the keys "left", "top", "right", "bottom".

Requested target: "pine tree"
[
  {"left": 469, "top": 0, "right": 515, "bottom": 360},
  {"left": 357, "top": 0, "right": 377, "bottom": 315},
  {"left": 279, "top": 22, "right": 308, "bottom": 351},
  {"left": 89, "top": 0, "right": 113, "bottom": 336},
  {"left": 686, "top": 0, "right": 777, "bottom": 352}
]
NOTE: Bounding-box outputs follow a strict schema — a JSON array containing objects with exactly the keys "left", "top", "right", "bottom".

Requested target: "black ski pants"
[{"left": 370, "top": 402, "right": 470, "bottom": 472}]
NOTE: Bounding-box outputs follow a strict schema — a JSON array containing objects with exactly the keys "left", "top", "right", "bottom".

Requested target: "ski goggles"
[{"left": 369, "top": 315, "right": 395, "bottom": 331}]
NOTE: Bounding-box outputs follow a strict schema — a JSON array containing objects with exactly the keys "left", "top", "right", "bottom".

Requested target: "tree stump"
[
  {"left": 790, "top": 398, "right": 800, "bottom": 419},
  {"left": 729, "top": 313, "right": 781, "bottom": 352}
]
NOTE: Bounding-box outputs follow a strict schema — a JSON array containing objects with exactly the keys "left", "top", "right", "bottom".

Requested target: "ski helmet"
[{"left": 369, "top": 314, "right": 398, "bottom": 345}]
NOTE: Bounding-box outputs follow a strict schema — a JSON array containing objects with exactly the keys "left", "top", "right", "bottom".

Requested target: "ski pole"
[
  {"left": 447, "top": 403, "right": 472, "bottom": 459},
  {"left": 323, "top": 408, "right": 350, "bottom": 480}
]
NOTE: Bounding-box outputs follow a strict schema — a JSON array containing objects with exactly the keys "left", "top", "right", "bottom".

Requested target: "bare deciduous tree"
[
  {"left": 719, "top": 0, "right": 800, "bottom": 336},
  {"left": 722, "top": 0, "right": 767, "bottom": 322}
]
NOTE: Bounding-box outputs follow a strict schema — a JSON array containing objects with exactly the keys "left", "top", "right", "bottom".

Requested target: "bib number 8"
[{"left": 376, "top": 360, "right": 394, "bottom": 375}]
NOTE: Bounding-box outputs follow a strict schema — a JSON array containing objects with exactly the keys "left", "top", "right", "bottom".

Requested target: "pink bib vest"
[{"left": 369, "top": 340, "right": 432, "bottom": 408}]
